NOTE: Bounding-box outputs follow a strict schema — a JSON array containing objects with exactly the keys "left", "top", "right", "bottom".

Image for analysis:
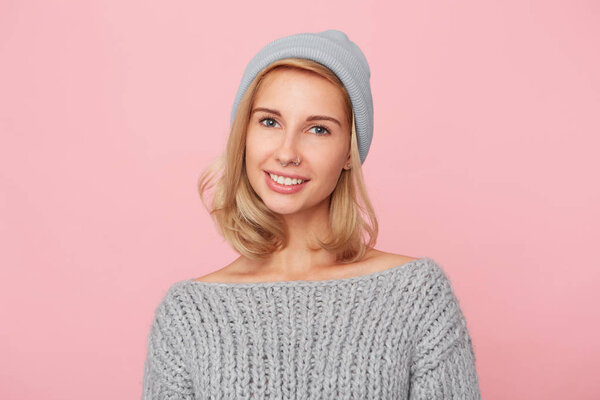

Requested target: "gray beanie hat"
[{"left": 230, "top": 29, "right": 374, "bottom": 165}]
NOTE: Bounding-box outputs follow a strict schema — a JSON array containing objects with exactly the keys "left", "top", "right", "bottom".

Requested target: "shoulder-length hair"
[{"left": 197, "top": 58, "right": 378, "bottom": 264}]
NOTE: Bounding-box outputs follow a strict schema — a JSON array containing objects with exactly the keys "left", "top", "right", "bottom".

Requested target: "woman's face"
[{"left": 245, "top": 68, "right": 351, "bottom": 215}]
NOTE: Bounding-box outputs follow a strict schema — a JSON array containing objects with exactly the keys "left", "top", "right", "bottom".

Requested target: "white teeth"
[{"left": 269, "top": 173, "right": 304, "bottom": 186}]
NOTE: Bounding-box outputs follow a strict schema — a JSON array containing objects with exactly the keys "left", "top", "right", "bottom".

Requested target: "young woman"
[{"left": 142, "top": 29, "right": 481, "bottom": 399}]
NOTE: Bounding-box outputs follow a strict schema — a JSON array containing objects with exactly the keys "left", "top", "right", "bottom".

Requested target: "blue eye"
[
  {"left": 309, "top": 126, "right": 330, "bottom": 136},
  {"left": 258, "top": 117, "right": 331, "bottom": 136},
  {"left": 259, "top": 118, "right": 280, "bottom": 128}
]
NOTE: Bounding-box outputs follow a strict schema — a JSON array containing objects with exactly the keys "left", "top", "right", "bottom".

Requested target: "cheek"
[
  {"left": 245, "top": 133, "right": 260, "bottom": 163},
  {"left": 244, "top": 132, "right": 270, "bottom": 180},
  {"left": 246, "top": 130, "right": 270, "bottom": 158},
  {"left": 314, "top": 162, "right": 344, "bottom": 185},
  {"left": 312, "top": 142, "right": 348, "bottom": 169}
]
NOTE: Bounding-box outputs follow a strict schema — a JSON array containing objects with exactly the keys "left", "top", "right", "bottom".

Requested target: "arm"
[
  {"left": 408, "top": 263, "right": 481, "bottom": 399},
  {"left": 142, "top": 286, "right": 194, "bottom": 400}
]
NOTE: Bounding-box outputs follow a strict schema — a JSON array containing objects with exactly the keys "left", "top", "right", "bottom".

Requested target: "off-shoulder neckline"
[{"left": 181, "top": 257, "right": 431, "bottom": 288}]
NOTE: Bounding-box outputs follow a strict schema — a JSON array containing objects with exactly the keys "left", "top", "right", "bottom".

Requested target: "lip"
[
  {"left": 264, "top": 169, "right": 310, "bottom": 181},
  {"left": 264, "top": 171, "right": 309, "bottom": 194}
]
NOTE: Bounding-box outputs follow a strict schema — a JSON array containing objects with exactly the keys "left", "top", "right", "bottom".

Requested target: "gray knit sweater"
[{"left": 141, "top": 257, "right": 481, "bottom": 399}]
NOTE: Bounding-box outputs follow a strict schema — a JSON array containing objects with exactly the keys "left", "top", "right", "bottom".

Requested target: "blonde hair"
[{"left": 197, "top": 58, "right": 378, "bottom": 263}]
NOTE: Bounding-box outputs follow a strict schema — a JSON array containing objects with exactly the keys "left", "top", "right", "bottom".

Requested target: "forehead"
[{"left": 254, "top": 68, "right": 346, "bottom": 115}]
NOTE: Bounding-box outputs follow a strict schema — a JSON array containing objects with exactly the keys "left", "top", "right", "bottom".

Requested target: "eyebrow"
[{"left": 251, "top": 107, "right": 342, "bottom": 128}]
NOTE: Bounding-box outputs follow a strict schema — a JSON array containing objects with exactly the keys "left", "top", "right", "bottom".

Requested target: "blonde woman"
[{"left": 142, "top": 29, "right": 481, "bottom": 399}]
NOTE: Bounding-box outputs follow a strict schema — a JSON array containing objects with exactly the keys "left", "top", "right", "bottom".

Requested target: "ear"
[{"left": 343, "top": 152, "right": 352, "bottom": 170}]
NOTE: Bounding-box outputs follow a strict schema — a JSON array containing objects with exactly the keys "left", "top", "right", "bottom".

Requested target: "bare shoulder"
[
  {"left": 191, "top": 252, "right": 420, "bottom": 283},
  {"left": 192, "top": 257, "right": 247, "bottom": 283},
  {"left": 364, "top": 249, "right": 420, "bottom": 273},
  {"left": 192, "top": 270, "right": 226, "bottom": 283}
]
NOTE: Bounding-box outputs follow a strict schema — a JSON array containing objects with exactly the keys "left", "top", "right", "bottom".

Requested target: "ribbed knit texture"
[{"left": 141, "top": 257, "right": 481, "bottom": 399}]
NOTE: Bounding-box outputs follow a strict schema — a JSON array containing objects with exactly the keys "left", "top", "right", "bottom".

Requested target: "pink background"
[{"left": 1, "top": 1, "right": 598, "bottom": 399}]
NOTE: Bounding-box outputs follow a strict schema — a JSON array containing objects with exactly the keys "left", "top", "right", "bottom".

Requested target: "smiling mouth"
[
  {"left": 264, "top": 171, "right": 309, "bottom": 186},
  {"left": 263, "top": 169, "right": 310, "bottom": 181}
]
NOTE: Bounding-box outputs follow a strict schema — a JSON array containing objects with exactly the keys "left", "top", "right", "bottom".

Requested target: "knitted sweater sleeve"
[
  {"left": 141, "top": 286, "right": 194, "bottom": 400},
  {"left": 408, "top": 263, "right": 481, "bottom": 400}
]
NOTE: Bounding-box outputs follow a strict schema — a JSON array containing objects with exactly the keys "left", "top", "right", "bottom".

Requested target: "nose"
[{"left": 274, "top": 128, "right": 302, "bottom": 165}]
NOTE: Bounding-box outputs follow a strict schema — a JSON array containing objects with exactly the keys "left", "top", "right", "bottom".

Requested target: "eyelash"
[{"left": 258, "top": 116, "right": 331, "bottom": 136}]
